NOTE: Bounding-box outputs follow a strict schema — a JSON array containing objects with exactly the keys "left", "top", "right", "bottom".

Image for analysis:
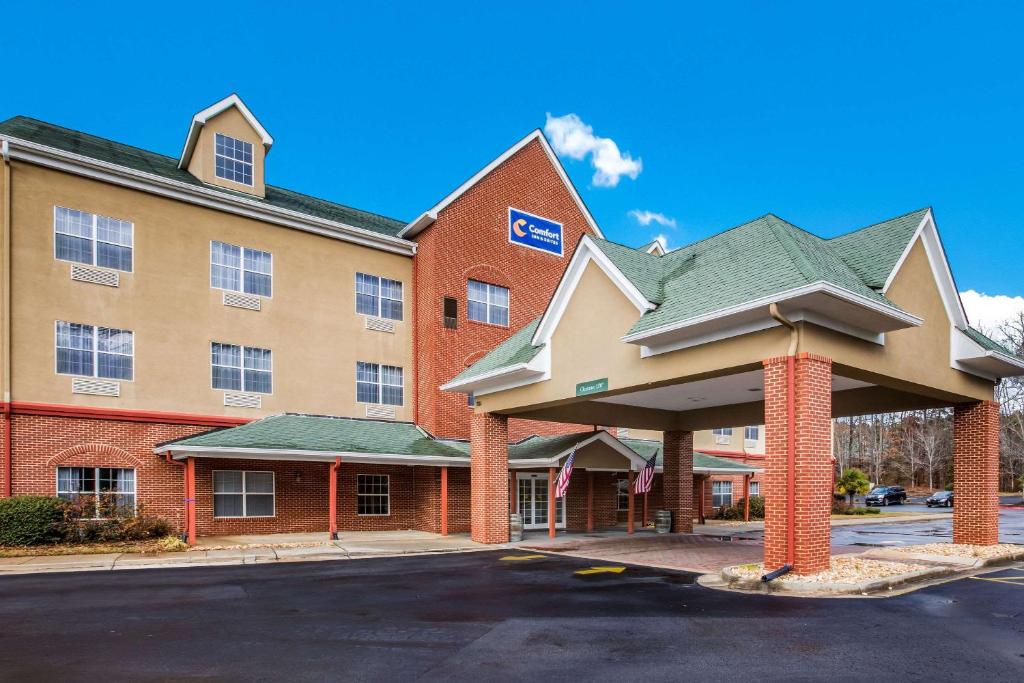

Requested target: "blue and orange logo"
[{"left": 508, "top": 208, "right": 563, "bottom": 256}]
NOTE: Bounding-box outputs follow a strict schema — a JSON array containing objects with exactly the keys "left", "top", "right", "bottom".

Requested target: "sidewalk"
[{"left": 0, "top": 531, "right": 489, "bottom": 576}]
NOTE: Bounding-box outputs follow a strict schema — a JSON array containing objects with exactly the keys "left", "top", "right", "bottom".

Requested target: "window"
[
  {"left": 467, "top": 280, "right": 509, "bottom": 326},
  {"left": 57, "top": 467, "right": 135, "bottom": 517},
  {"left": 357, "top": 474, "right": 390, "bottom": 515},
  {"left": 355, "top": 273, "right": 403, "bottom": 320},
  {"left": 443, "top": 297, "right": 458, "bottom": 329},
  {"left": 211, "top": 241, "right": 272, "bottom": 296},
  {"left": 54, "top": 206, "right": 133, "bottom": 272},
  {"left": 744, "top": 426, "right": 759, "bottom": 447},
  {"left": 749, "top": 481, "right": 760, "bottom": 497},
  {"left": 356, "top": 362, "right": 403, "bottom": 406},
  {"left": 56, "top": 321, "right": 133, "bottom": 380},
  {"left": 213, "top": 471, "right": 275, "bottom": 517},
  {"left": 616, "top": 478, "right": 630, "bottom": 511},
  {"left": 214, "top": 133, "right": 254, "bottom": 186},
  {"left": 712, "top": 481, "right": 733, "bottom": 508},
  {"left": 712, "top": 427, "right": 733, "bottom": 445},
  {"left": 211, "top": 343, "right": 272, "bottom": 393}
]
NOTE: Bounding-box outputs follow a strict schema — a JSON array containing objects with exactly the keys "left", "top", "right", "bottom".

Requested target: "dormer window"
[{"left": 214, "top": 133, "right": 253, "bottom": 186}]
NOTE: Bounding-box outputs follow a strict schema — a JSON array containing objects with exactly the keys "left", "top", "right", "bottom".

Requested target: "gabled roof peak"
[{"left": 178, "top": 93, "right": 273, "bottom": 169}]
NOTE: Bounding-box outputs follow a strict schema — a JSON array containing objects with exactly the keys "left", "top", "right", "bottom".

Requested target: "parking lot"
[{"left": 0, "top": 547, "right": 1021, "bottom": 681}]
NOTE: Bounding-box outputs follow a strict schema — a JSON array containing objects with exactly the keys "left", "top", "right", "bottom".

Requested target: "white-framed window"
[
  {"left": 57, "top": 467, "right": 135, "bottom": 518},
  {"left": 214, "top": 133, "right": 254, "bottom": 186},
  {"left": 211, "top": 241, "right": 272, "bottom": 297},
  {"left": 713, "top": 427, "right": 733, "bottom": 445},
  {"left": 356, "top": 362, "right": 403, "bottom": 406},
  {"left": 749, "top": 481, "right": 760, "bottom": 497},
  {"left": 467, "top": 280, "right": 509, "bottom": 326},
  {"left": 744, "top": 426, "right": 759, "bottom": 447},
  {"left": 355, "top": 273, "right": 403, "bottom": 321},
  {"left": 213, "top": 470, "right": 275, "bottom": 517},
  {"left": 211, "top": 343, "right": 272, "bottom": 393},
  {"left": 616, "top": 478, "right": 630, "bottom": 511},
  {"left": 357, "top": 474, "right": 390, "bottom": 515},
  {"left": 54, "top": 206, "right": 133, "bottom": 272},
  {"left": 712, "top": 480, "right": 733, "bottom": 508},
  {"left": 55, "top": 321, "right": 134, "bottom": 380}
]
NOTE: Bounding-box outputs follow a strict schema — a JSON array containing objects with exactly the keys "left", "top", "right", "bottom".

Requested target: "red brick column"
[
  {"left": 662, "top": 430, "right": 694, "bottom": 533},
  {"left": 470, "top": 412, "right": 510, "bottom": 544},
  {"left": 953, "top": 401, "right": 1000, "bottom": 545},
  {"left": 763, "top": 354, "right": 832, "bottom": 575}
]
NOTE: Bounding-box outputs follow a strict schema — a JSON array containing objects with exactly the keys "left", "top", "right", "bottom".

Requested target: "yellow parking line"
[
  {"left": 968, "top": 576, "right": 1024, "bottom": 586},
  {"left": 500, "top": 554, "right": 546, "bottom": 561},
  {"left": 575, "top": 566, "right": 626, "bottom": 575}
]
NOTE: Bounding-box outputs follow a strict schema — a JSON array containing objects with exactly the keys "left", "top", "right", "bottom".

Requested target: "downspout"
[
  {"left": 2, "top": 140, "right": 12, "bottom": 497},
  {"left": 769, "top": 303, "right": 798, "bottom": 572},
  {"left": 164, "top": 453, "right": 191, "bottom": 544}
]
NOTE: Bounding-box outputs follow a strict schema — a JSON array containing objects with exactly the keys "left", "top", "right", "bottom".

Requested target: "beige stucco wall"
[
  {"left": 9, "top": 161, "right": 413, "bottom": 419},
  {"left": 186, "top": 106, "right": 267, "bottom": 197}
]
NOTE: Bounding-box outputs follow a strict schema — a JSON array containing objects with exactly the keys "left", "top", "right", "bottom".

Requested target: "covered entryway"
[{"left": 517, "top": 472, "right": 564, "bottom": 529}]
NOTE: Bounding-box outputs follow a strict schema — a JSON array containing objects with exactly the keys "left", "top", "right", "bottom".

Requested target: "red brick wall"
[
  {"left": 412, "top": 139, "right": 597, "bottom": 441},
  {"left": 953, "top": 400, "right": 1000, "bottom": 545},
  {"left": 763, "top": 354, "right": 833, "bottom": 575},
  {"left": 662, "top": 430, "right": 695, "bottom": 532},
  {"left": 470, "top": 412, "right": 509, "bottom": 543}
]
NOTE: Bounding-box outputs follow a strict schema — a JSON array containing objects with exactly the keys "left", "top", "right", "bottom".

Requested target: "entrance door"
[{"left": 517, "top": 473, "right": 565, "bottom": 530}]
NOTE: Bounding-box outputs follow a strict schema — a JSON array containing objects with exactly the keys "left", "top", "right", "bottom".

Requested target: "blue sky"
[{"left": 3, "top": 2, "right": 1023, "bottom": 321}]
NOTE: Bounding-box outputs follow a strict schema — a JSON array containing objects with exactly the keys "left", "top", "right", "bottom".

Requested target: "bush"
[
  {"left": 714, "top": 495, "right": 765, "bottom": 521},
  {"left": 832, "top": 499, "right": 880, "bottom": 515},
  {"left": 0, "top": 496, "right": 67, "bottom": 546},
  {"left": 65, "top": 501, "right": 172, "bottom": 543}
]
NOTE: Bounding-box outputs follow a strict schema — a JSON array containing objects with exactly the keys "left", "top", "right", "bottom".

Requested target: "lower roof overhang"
[{"left": 155, "top": 445, "right": 470, "bottom": 468}]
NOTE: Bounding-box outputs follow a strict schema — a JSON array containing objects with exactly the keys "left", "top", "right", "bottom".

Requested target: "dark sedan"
[
  {"left": 926, "top": 490, "right": 954, "bottom": 507},
  {"left": 864, "top": 486, "right": 907, "bottom": 506}
]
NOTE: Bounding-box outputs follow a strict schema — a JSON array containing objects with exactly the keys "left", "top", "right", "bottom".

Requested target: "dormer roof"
[{"left": 178, "top": 94, "right": 273, "bottom": 169}]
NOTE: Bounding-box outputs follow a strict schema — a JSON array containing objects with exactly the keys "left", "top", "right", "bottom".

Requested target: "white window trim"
[
  {"left": 356, "top": 474, "right": 390, "bottom": 516},
  {"left": 53, "top": 206, "right": 134, "bottom": 273},
  {"left": 354, "top": 273, "right": 404, "bottom": 321},
  {"left": 54, "top": 320, "right": 135, "bottom": 382},
  {"left": 210, "top": 240, "right": 274, "bottom": 298},
  {"left": 713, "top": 427, "right": 733, "bottom": 445},
  {"left": 744, "top": 426, "right": 759, "bottom": 448},
  {"left": 712, "top": 480, "right": 733, "bottom": 508},
  {"left": 749, "top": 481, "right": 760, "bottom": 497},
  {"left": 211, "top": 342, "right": 273, "bottom": 395},
  {"left": 212, "top": 470, "right": 276, "bottom": 518},
  {"left": 55, "top": 466, "right": 137, "bottom": 519},
  {"left": 616, "top": 478, "right": 630, "bottom": 512},
  {"left": 467, "top": 279, "right": 510, "bottom": 327},
  {"left": 355, "top": 362, "right": 404, "bottom": 407},
  {"left": 213, "top": 133, "right": 255, "bottom": 188}
]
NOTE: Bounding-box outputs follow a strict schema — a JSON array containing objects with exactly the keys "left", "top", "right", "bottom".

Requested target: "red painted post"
[
  {"left": 185, "top": 457, "right": 196, "bottom": 546},
  {"left": 627, "top": 470, "right": 635, "bottom": 534},
  {"left": 548, "top": 467, "right": 556, "bottom": 538},
  {"left": 329, "top": 457, "right": 340, "bottom": 540},
  {"left": 643, "top": 492, "right": 649, "bottom": 529},
  {"left": 744, "top": 474, "right": 751, "bottom": 522},
  {"left": 586, "top": 471, "right": 595, "bottom": 532},
  {"left": 698, "top": 476, "right": 705, "bottom": 525},
  {"left": 440, "top": 466, "right": 449, "bottom": 536},
  {"left": 509, "top": 471, "right": 516, "bottom": 514}
]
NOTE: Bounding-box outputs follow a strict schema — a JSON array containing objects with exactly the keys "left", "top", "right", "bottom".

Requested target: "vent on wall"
[
  {"left": 71, "top": 378, "right": 120, "bottom": 397},
  {"left": 365, "top": 404, "right": 396, "bottom": 420},
  {"left": 443, "top": 297, "right": 458, "bottom": 329},
  {"left": 223, "top": 291, "right": 261, "bottom": 311},
  {"left": 224, "top": 392, "right": 261, "bottom": 409},
  {"left": 71, "top": 264, "right": 119, "bottom": 287},
  {"left": 364, "top": 317, "right": 395, "bottom": 333}
]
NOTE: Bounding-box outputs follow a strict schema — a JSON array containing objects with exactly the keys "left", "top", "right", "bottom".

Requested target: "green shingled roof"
[
  {"left": 446, "top": 317, "right": 545, "bottom": 385},
  {"left": 829, "top": 208, "right": 929, "bottom": 289},
  {"left": 962, "top": 326, "right": 1020, "bottom": 358},
  {"left": 0, "top": 116, "right": 407, "bottom": 237},
  {"left": 619, "top": 439, "right": 759, "bottom": 471}
]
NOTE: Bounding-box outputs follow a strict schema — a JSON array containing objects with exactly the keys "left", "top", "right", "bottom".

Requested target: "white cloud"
[
  {"left": 960, "top": 289, "right": 1024, "bottom": 331},
  {"left": 629, "top": 209, "right": 677, "bottom": 229},
  {"left": 544, "top": 113, "right": 642, "bottom": 188}
]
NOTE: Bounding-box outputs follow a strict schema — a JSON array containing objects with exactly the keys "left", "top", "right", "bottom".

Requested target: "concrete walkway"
[{"left": 0, "top": 531, "right": 489, "bottom": 576}]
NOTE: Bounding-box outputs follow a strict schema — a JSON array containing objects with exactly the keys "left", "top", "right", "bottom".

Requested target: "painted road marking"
[
  {"left": 500, "top": 554, "right": 546, "bottom": 561},
  {"left": 575, "top": 566, "right": 626, "bottom": 575},
  {"left": 968, "top": 576, "right": 1024, "bottom": 586}
]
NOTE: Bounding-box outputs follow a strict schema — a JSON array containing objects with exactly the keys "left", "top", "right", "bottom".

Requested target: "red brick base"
[
  {"left": 470, "top": 412, "right": 510, "bottom": 543},
  {"left": 764, "top": 354, "right": 833, "bottom": 575},
  {"left": 953, "top": 401, "right": 1000, "bottom": 545},
  {"left": 662, "top": 430, "right": 694, "bottom": 533}
]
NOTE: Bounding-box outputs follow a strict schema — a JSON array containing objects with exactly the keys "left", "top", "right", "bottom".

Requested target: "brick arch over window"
[
  {"left": 464, "top": 265, "right": 512, "bottom": 290},
  {"left": 47, "top": 444, "right": 143, "bottom": 469},
  {"left": 462, "top": 349, "right": 491, "bottom": 369}
]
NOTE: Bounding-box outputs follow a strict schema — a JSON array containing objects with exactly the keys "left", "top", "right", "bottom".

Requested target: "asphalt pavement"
[{"left": 0, "top": 550, "right": 1021, "bottom": 681}]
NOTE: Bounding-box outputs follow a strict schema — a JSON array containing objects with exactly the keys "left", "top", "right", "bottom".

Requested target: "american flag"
[
  {"left": 633, "top": 452, "right": 657, "bottom": 494},
  {"left": 554, "top": 445, "right": 577, "bottom": 498}
]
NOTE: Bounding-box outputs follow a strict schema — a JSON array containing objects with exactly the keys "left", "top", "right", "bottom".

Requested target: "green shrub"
[
  {"left": 714, "top": 495, "right": 765, "bottom": 521},
  {"left": 832, "top": 500, "right": 880, "bottom": 515},
  {"left": 0, "top": 496, "right": 67, "bottom": 546},
  {"left": 68, "top": 502, "right": 171, "bottom": 543}
]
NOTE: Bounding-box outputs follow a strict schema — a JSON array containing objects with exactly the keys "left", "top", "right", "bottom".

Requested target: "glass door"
[{"left": 517, "top": 473, "right": 565, "bottom": 529}]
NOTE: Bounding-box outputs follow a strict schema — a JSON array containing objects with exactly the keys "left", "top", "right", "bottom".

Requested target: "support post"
[
  {"left": 744, "top": 474, "right": 751, "bottom": 522},
  {"left": 440, "top": 466, "right": 449, "bottom": 536},
  {"left": 586, "top": 471, "right": 594, "bottom": 532},
  {"left": 509, "top": 471, "right": 516, "bottom": 515},
  {"left": 643, "top": 492, "right": 649, "bottom": 529},
  {"left": 329, "top": 456, "right": 340, "bottom": 540},
  {"left": 663, "top": 430, "right": 694, "bottom": 532},
  {"left": 627, "top": 470, "right": 635, "bottom": 534},
  {"left": 953, "top": 401, "right": 1000, "bottom": 545},
  {"left": 185, "top": 457, "right": 196, "bottom": 546},
  {"left": 548, "top": 466, "right": 556, "bottom": 538},
  {"left": 698, "top": 476, "right": 705, "bottom": 525},
  {"left": 470, "top": 413, "right": 510, "bottom": 544}
]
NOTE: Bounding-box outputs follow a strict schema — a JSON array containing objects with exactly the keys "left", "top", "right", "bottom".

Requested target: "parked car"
[
  {"left": 926, "top": 490, "right": 954, "bottom": 508},
  {"left": 864, "top": 486, "right": 907, "bottom": 506}
]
